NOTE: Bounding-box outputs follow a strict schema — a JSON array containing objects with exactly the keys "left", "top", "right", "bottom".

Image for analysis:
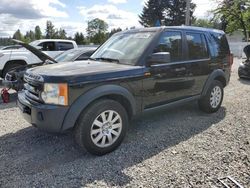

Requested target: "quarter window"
[
  {"left": 154, "top": 31, "right": 183, "bottom": 62},
  {"left": 186, "top": 32, "right": 209, "bottom": 60}
]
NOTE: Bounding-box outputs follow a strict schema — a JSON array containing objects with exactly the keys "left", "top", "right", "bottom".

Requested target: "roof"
[
  {"left": 33, "top": 39, "right": 76, "bottom": 43},
  {"left": 121, "top": 25, "right": 225, "bottom": 34}
]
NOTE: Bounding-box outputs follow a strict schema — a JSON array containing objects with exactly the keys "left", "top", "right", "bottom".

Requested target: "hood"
[
  {"left": 26, "top": 60, "right": 143, "bottom": 84},
  {"left": 12, "top": 39, "right": 57, "bottom": 63}
]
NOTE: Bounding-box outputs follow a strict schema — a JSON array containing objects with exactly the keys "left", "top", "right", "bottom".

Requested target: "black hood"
[
  {"left": 26, "top": 60, "right": 143, "bottom": 84},
  {"left": 12, "top": 39, "right": 57, "bottom": 63}
]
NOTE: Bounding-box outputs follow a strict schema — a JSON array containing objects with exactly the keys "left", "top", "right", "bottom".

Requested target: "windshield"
[
  {"left": 55, "top": 49, "right": 83, "bottom": 62},
  {"left": 91, "top": 32, "right": 156, "bottom": 65}
]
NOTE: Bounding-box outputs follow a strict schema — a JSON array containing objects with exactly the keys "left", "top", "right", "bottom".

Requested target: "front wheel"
[
  {"left": 198, "top": 80, "right": 224, "bottom": 113},
  {"left": 74, "top": 99, "right": 128, "bottom": 155}
]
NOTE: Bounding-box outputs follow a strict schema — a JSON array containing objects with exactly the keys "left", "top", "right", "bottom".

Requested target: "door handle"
[{"left": 175, "top": 67, "right": 186, "bottom": 72}]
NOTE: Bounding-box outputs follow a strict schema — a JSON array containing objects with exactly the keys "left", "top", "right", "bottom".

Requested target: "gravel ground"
[{"left": 0, "top": 58, "right": 249, "bottom": 188}]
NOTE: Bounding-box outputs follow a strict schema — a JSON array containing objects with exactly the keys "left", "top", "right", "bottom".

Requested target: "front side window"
[
  {"left": 91, "top": 32, "right": 156, "bottom": 65},
  {"left": 38, "top": 42, "right": 56, "bottom": 51},
  {"left": 186, "top": 32, "right": 209, "bottom": 60},
  {"left": 154, "top": 31, "right": 183, "bottom": 62}
]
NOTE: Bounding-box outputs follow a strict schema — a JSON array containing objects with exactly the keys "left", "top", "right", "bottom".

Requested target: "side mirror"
[{"left": 147, "top": 52, "right": 170, "bottom": 66}]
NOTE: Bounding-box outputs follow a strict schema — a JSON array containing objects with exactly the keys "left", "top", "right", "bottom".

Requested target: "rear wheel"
[
  {"left": 74, "top": 99, "right": 128, "bottom": 155},
  {"left": 198, "top": 80, "right": 224, "bottom": 113}
]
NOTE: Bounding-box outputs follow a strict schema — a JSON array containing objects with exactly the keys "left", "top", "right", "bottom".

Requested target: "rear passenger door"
[{"left": 183, "top": 32, "right": 211, "bottom": 96}]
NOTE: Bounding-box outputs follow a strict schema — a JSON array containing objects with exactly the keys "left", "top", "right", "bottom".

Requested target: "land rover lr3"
[{"left": 18, "top": 26, "right": 232, "bottom": 155}]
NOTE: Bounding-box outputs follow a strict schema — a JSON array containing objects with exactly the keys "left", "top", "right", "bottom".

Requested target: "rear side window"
[
  {"left": 154, "top": 31, "right": 183, "bottom": 62},
  {"left": 38, "top": 42, "right": 56, "bottom": 51},
  {"left": 186, "top": 32, "right": 209, "bottom": 60},
  {"left": 210, "top": 33, "right": 230, "bottom": 57},
  {"left": 57, "top": 42, "right": 74, "bottom": 51}
]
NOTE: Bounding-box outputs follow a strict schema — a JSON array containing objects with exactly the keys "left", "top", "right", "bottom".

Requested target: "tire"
[
  {"left": 198, "top": 80, "right": 224, "bottom": 113},
  {"left": 2, "top": 62, "right": 24, "bottom": 78},
  {"left": 74, "top": 99, "right": 128, "bottom": 155}
]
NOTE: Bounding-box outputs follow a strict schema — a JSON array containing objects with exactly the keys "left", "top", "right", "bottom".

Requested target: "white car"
[{"left": 0, "top": 39, "right": 77, "bottom": 78}]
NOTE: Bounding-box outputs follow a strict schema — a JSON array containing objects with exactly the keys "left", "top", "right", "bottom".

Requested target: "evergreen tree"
[
  {"left": 58, "top": 28, "right": 67, "bottom": 39},
  {"left": 139, "top": 0, "right": 196, "bottom": 27},
  {"left": 45, "top": 20, "right": 56, "bottom": 39},
  {"left": 74, "top": 32, "right": 86, "bottom": 45},
  {"left": 109, "top": 28, "right": 122, "bottom": 37},
  {"left": 139, "top": 0, "right": 168, "bottom": 27},
  {"left": 13, "top": 29, "right": 23, "bottom": 41},
  {"left": 35, "top": 26, "right": 42, "bottom": 40},
  {"left": 164, "top": 0, "right": 196, "bottom": 26}
]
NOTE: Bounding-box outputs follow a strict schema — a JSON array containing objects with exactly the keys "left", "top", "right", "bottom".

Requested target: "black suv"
[{"left": 18, "top": 26, "right": 232, "bottom": 155}]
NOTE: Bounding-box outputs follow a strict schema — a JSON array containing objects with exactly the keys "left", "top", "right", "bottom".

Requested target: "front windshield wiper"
[{"left": 93, "top": 57, "right": 119, "bottom": 63}]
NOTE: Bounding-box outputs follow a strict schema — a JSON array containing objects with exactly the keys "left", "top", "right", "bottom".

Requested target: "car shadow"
[
  {"left": 0, "top": 102, "right": 226, "bottom": 187},
  {"left": 0, "top": 101, "right": 17, "bottom": 110}
]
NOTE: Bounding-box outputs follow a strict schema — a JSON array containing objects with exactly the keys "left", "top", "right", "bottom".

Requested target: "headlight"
[
  {"left": 41, "top": 83, "right": 68, "bottom": 106},
  {"left": 0, "top": 53, "right": 4, "bottom": 58}
]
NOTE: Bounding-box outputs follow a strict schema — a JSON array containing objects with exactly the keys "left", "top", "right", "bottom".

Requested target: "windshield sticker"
[{"left": 133, "top": 33, "right": 152, "bottom": 39}]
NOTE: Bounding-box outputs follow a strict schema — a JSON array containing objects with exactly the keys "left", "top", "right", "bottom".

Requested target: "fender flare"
[
  {"left": 201, "top": 69, "right": 226, "bottom": 97},
  {"left": 61, "top": 84, "right": 136, "bottom": 131}
]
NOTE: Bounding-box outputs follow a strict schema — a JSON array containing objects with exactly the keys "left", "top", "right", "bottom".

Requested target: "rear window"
[
  {"left": 210, "top": 33, "right": 230, "bottom": 56},
  {"left": 57, "top": 42, "right": 74, "bottom": 51},
  {"left": 186, "top": 32, "right": 209, "bottom": 60}
]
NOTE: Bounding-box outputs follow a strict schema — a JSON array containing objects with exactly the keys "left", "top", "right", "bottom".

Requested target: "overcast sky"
[{"left": 0, "top": 0, "right": 217, "bottom": 38}]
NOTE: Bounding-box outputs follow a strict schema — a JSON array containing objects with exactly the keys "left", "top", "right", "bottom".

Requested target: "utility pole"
[{"left": 185, "top": 0, "right": 191, "bottom": 25}]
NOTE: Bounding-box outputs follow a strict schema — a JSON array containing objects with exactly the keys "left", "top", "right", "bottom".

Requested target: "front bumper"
[
  {"left": 17, "top": 91, "right": 69, "bottom": 132},
  {"left": 238, "top": 64, "right": 250, "bottom": 78}
]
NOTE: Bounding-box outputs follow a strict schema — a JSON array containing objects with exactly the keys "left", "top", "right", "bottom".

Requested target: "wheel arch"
[
  {"left": 4, "top": 60, "right": 27, "bottom": 68},
  {"left": 61, "top": 85, "right": 136, "bottom": 131},
  {"left": 201, "top": 69, "right": 226, "bottom": 97}
]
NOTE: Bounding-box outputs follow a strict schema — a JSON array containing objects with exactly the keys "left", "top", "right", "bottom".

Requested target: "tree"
[
  {"left": 13, "top": 29, "right": 23, "bottom": 41},
  {"left": 74, "top": 32, "right": 86, "bottom": 45},
  {"left": 213, "top": 0, "right": 250, "bottom": 39},
  {"left": 24, "top": 30, "right": 35, "bottom": 43},
  {"left": 109, "top": 28, "right": 122, "bottom": 37},
  {"left": 35, "top": 26, "right": 42, "bottom": 40},
  {"left": 58, "top": 28, "right": 67, "bottom": 39},
  {"left": 164, "top": 0, "right": 196, "bottom": 26},
  {"left": 139, "top": 0, "right": 168, "bottom": 27},
  {"left": 45, "top": 20, "right": 56, "bottom": 39},
  {"left": 87, "top": 18, "right": 109, "bottom": 44},
  {"left": 193, "top": 18, "right": 222, "bottom": 29},
  {"left": 139, "top": 0, "right": 196, "bottom": 27}
]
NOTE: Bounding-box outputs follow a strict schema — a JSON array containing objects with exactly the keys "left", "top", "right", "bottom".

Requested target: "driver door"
[{"left": 142, "top": 30, "right": 194, "bottom": 109}]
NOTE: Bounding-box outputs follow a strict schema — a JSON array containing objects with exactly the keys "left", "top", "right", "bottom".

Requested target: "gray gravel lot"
[{"left": 0, "top": 58, "right": 249, "bottom": 187}]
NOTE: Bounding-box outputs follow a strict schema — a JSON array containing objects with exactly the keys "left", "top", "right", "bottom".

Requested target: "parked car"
[
  {"left": 238, "top": 45, "right": 250, "bottom": 79},
  {"left": 0, "top": 45, "right": 22, "bottom": 50},
  {"left": 0, "top": 39, "right": 77, "bottom": 78},
  {"left": 3, "top": 42, "right": 97, "bottom": 91},
  {"left": 18, "top": 26, "right": 233, "bottom": 155},
  {"left": 54, "top": 47, "right": 97, "bottom": 62}
]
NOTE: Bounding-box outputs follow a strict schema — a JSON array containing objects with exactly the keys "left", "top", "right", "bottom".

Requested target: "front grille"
[{"left": 24, "top": 74, "right": 43, "bottom": 104}]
